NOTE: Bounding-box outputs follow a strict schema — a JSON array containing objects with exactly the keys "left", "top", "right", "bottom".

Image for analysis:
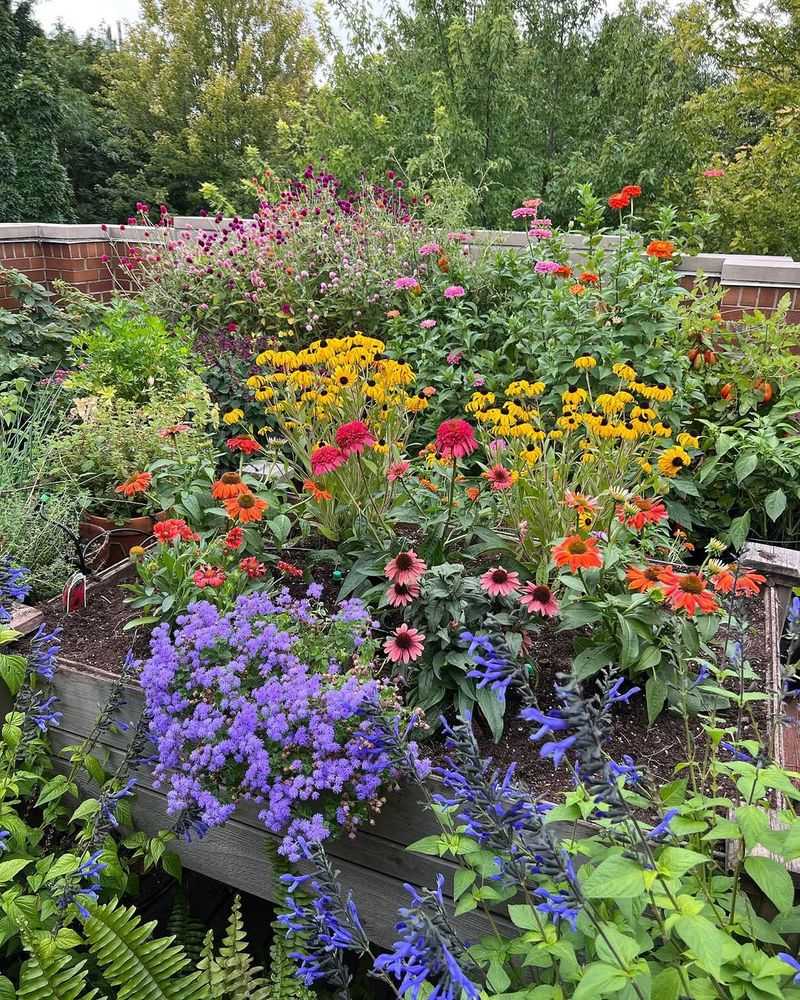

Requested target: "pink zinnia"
[
  {"left": 386, "top": 581, "right": 420, "bottom": 607},
  {"left": 420, "top": 319, "right": 437, "bottom": 329},
  {"left": 534, "top": 260, "right": 560, "bottom": 274},
  {"left": 385, "top": 549, "right": 427, "bottom": 586},
  {"left": 480, "top": 567, "right": 520, "bottom": 598},
  {"left": 418, "top": 242, "right": 441, "bottom": 256},
  {"left": 395, "top": 276, "right": 420, "bottom": 291},
  {"left": 483, "top": 465, "right": 515, "bottom": 491},
  {"left": 511, "top": 205, "right": 538, "bottom": 218},
  {"left": 528, "top": 227, "right": 553, "bottom": 239},
  {"left": 444, "top": 285, "right": 465, "bottom": 299},
  {"left": 435, "top": 419, "right": 477, "bottom": 460},
  {"left": 310, "top": 444, "right": 348, "bottom": 476},
  {"left": 335, "top": 420, "right": 375, "bottom": 456},
  {"left": 520, "top": 582, "right": 560, "bottom": 617},
  {"left": 383, "top": 623, "right": 425, "bottom": 663},
  {"left": 387, "top": 460, "right": 411, "bottom": 482}
]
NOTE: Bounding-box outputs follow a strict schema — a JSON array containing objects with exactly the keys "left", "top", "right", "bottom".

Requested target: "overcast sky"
[{"left": 36, "top": 0, "right": 142, "bottom": 34}]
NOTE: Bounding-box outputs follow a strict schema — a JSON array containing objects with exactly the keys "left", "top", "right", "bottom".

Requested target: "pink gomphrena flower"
[
  {"left": 480, "top": 567, "right": 520, "bottom": 598},
  {"left": 435, "top": 419, "right": 478, "bottom": 460},
  {"left": 520, "top": 582, "right": 560, "bottom": 617},
  {"left": 335, "top": 420, "right": 376, "bottom": 456},
  {"left": 383, "top": 623, "right": 426, "bottom": 663},
  {"left": 483, "top": 465, "right": 516, "bottom": 491},
  {"left": 418, "top": 242, "right": 441, "bottom": 256},
  {"left": 387, "top": 460, "right": 411, "bottom": 482},
  {"left": 384, "top": 549, "right": 427, "bottom": 586},
  {"left": 420, "top": 319, "right": 437, "bottom": 329},
  {"left": 386, "top": 580, "right": 421, "bottom": 608},
  {"left": 443, "top": 285, "right": 466, "bottom": 299},
  {"left": 310, "top": 444, "right": 348, "bottom": 476}
]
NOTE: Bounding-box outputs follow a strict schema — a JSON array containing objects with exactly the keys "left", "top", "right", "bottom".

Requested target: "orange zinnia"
[
  {"left": 303, "top": 479, "right": 333, "bottom": 502},
  {"left": 211, "top": 472, "right": 250, "bottom": 500},
  {"left": 224, "top": 492, "right": 268, "bottom": 522},
  {"left": 646, "top": 240, "right": 675, "bottom": 260},
  {"left": 662, "top": 571, "right": 718, "bottom": 616},
  {"left": 552, "top": 534, "right": 603, "bottom": 572},
  {"left": 626, "top": 564, "right": 668, "bottom": 592},
  {"left": 115, "top": 471, "right": 152, "bottom": 497}
]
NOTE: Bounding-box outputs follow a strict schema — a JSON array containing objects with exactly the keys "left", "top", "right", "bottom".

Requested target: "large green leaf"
[
  {"left": 744, "top": 856, "right": 795, "bottom": 914},
  {"left": 581, "top": 855, "right": 646, "bottom": 898}
]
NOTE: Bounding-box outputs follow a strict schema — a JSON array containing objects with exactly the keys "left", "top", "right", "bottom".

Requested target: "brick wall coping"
[{"left": 2, "top": 220, "right": 800, "bottom": 289}]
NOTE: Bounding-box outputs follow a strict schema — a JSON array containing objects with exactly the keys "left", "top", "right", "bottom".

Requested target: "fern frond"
[
  {"left": 16, "top": 941, "right": 101, "bottom": 1000},
  {"left": 195, "top": 929, "right": 225, "bottom": 999},
  {"left": 83, "top": 897, "right": 206, "bottom": 1000},
  {"left": 166, "top": 888, "right": 207, "bottom": 964},
  {"left": 216, "top": 895, "right": 270, "bottom": 1000},
  {"left": 265, "top": 932, "right": 316, "bottom": 1000}
]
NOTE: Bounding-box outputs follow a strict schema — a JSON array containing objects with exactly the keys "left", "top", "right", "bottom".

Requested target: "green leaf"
[
  {"left": 594, "top": 923, "right": 641, "bottom": 967},
  {"left": 657, "top": 847, "right": 709, "bottom": 878},
  {"left": 734, "top": 451, "right": 758, "bottom": 484},
  {"left": 0, "top": 858, "right": 32, "bottom": 883},
  {"left": 674, "top": 914, "right": 739, "bottom": 978},
  {"left": 582, "top": 855, "right": 646, "bottom": 898},
  {"left": 0, "top": 975, "right": 14, "bottom": 1000},
  {"left": 161, "top": 851, "right": 182, "bottom": 881},
  {"left": 475, "top": 684, "right": 505, "bottom": 743},
  {"left": 765, "top": 488, "right": 787, "bottom": 523},
  {"left": 70, "top": 799, "right": 101, "bottom": 824},
  {"left": 453, "top": 869, "right": 476, "bottom": 901},
  {"left": 267, "top": 514, "right": 292, "bottom": 546},
  {"left": 35, "top": 775, "right": 73, "bottom": 809},
  {"left": 407, "top": 835, "right": 443, "bottom": 856},
  {"left": 646, "top": 674, "right": 668, "bottom": 724},
  {"left": 651, "top": 967, "right": 681, "bottom": 1000},
  {"left": 0, "top": 653, "right": 26, "bottom": 696},
  {"left": 508, "top": 904, "right": 538, "bottom": 930},
  {"left": 716, "top": 433, "right": 736, "bottom": 457},
  {"left": 744, "top": 856, "right": 795, "bottom": 913},
  {"left": 727, "top": 511, "right": 751, "bottom": 551},
  {"left": 572, "top": 962, "right": 628, "bottom": 999}
]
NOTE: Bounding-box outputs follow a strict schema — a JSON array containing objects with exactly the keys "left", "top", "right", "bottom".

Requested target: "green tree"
[{"left": 102, "top": 0, "right": 321, "bottom": 215}]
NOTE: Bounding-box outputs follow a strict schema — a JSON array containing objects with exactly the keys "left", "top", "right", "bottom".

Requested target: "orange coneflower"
[
  {"left": 115, "top": 472, "right": 152, "bottom": 497},
  {"left": 617, "top": 497, "right": 668, "bottom": 531},
  {"left": 303, "top": 479, "right": 333, "bottom": 502},
  {"left": 711, "top": 566, "right": 766, "bottom": 597},
  {"left": 662, "top": 570, "right": 718, "bottom": 616},
  {"left": 626, "top": 564, "right": 668, "bottom": 593},
  {"left": 552, "top": 534, "right": 603, "bottom": 573},
  {"left": 224, "top": 492, "right": 268, "bottom": 523},
  {"left": 211, "top": 472, "right": 250, "bottom": 500}
]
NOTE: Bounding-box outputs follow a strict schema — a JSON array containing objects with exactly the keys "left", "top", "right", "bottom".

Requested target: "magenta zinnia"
[{"left": 310, "top": 444, "right": 348, "bottom": 476}]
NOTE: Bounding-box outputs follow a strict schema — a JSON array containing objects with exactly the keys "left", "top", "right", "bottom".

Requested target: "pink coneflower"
[
  {"left": 335, "top": 420, "right": 376, "bottom": 456},
  {"left": 395, "top": 276, "right": 420, "bottom": 291},
  {"left": 480, "top": 567, "right": 520, "bottom": 597},
  {"left": 310, "top": 444, "right": 348, "bottom": 476},
  {"left": 534, "top": 260, "right": 560, "bottom": 274},
  {"left": 565, "top": 491, "right": 600, "bottom": 513},
  {"left": 387, "top": 460, "right": 411, "bottom": 482},
  {"left": 420, "top": 319, "right": 437, "bottom": 329},
  {"left": 385, "top": 549, "right": 427, "bottom": 586},
  {"left": 435, "top": 419, "right": 478, "bottom": 459},
  {"left": 386, "top": 581, "right": 420, "bottom": 607},
  {"left": 520, "top": 582, "right": 560, "bottom": 617},
  {"left": 418, "top": 242, "right": 441, "bottom": 256},
  {"left": 383, "top": 623, "right": 425, "bottom": 663},
  {"left": 483, "top": 465, "right": 516, "bottom": 491},
  {"left": 444, "top": 285, "right": 466, "bottom": 299}
]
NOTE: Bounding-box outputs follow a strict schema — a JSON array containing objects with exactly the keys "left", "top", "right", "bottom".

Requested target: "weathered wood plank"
[
  {"left": 9, "top": 602, "right": 44, "bottom": 636},
  {"left": 742, "top": 542, "right": 800, "bottom": 589}
]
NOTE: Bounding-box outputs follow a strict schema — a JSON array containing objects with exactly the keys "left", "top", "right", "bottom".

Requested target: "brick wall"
[{"left": 3, "top": 222, "right": 800, "bottom": 325}]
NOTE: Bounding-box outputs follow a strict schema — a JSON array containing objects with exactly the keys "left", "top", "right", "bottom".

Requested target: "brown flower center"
[
  {"left": 532, "top": 585, "right": 551, "bottom": 602},
  {"left": 567, "top": 539, "right": 588, "bottom": 554},
  {"left": 222, "top": 472, "right": 242, "bottom": 484},
  {"left": 492, "top": 569, "right": 509, "bottom": 583},
  {"left": 680, "top": 574, "right": 704, "bottom": 594},
  {"left": 238, "top": 493, "right": 255, "bottom": 508},
  {"left": 395, "top": 552, "right": 413, "bottom": 571}
]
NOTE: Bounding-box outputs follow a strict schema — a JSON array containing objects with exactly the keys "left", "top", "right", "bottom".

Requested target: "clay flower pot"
[{"left": 80, "top": 512, "right": 157, "bottom": 565}]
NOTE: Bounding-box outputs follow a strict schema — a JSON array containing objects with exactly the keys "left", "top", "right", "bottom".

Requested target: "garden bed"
[{"left": 26, "top": 552, "right": 788, "bottom": 948}]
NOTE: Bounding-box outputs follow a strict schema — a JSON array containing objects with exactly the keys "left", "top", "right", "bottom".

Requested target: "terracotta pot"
[
  {"left": 80, "top": 511, "right": 155, "bottom": 564},
  {"left": 77, "top": 519, "right": 111, "bottom": 573}
]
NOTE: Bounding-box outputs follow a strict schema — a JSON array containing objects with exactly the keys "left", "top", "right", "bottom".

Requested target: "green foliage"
[{"left": 67, "top": 303, "right": 202, "bottom": 404}]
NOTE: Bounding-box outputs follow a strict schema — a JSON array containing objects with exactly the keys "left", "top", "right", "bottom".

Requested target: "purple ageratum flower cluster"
[{"left": 139, "top": 591, "right": 405, "bottom": 858}]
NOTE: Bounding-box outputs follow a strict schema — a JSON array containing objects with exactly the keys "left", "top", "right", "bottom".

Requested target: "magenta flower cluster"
[{"left": 139, "top": 590, "right": 405, "bottom": 859}]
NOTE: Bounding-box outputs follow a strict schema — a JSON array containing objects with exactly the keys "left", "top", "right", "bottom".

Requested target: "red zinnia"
[
  {"left": 662, "top": 571, "right": 718, "bottom": 616},
  {"left": 646, "top": 240, "right": 675, "bottom": 260},
  {"left": 608, "top": 192, "right": 630, "bottom": 210},
  {"left": 153, "top": 518, "right": 198, "bottom": 544},
  {"left": 224, "top": 526, "right": 244, "bottom": 550},
  {"left": 552, "top": 534, "right": 603, "bottom": 572},
  {"left": 621, "top": 185, "right": 642, "bottom": 198},
  {"left": 276, "top": 560, "right": 303, "bottom": 577},
  {"left": 310, "top": 445, "right": 348, "bottom": 476},
  {"left": 435, "top": 419, "right": 478, "bottom": 460},
  {"left": 335, "top": 420, "right": 376, "bottom": 456},
  {"left": 239, "top": 556, "right": 267, "bottom": 578},
  {"left": 193, "top": 565, "right": 226, "bottom": 589},
  {"left": 227, "top": 436, "right": 261, "bottom": 455}
]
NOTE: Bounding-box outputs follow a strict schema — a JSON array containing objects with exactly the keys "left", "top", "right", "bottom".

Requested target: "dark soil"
[
  {"left": 28, "top": 567, "right": 151, "bottom": 672},
  {"left": 467, "top": 594, "right": 771, "bottom": 797}
]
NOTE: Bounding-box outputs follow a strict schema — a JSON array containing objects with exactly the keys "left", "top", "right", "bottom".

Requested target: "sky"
[{"left": 36, "top": 0, "right": 142, "bottom": 34}]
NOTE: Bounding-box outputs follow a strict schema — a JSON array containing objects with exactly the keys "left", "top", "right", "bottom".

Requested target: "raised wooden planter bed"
[{"left": 5, "top": 545, "right": 797, "bottom": 946}]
